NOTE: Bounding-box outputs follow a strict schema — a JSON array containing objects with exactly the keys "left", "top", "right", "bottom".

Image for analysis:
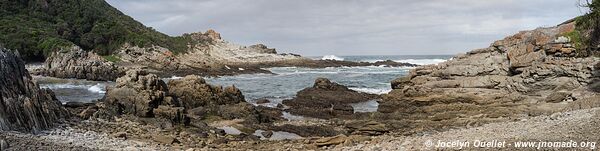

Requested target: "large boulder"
[
  {"left": 282, "top": 78, "right": 380, "bottom": 119},
  {"left": 0, "top": 48, "right": 68, "bottom": 132},
  {"left": 36, "top": 46, "right": 124, "bottom": 81},
  {"left": 100, "top": 71, "right": 260, "bottom": 126},
  {"left": 104, "top": 70, "right": 176, "bottom": 118},
  {"left": 167, "top": 75, "right": 244, "bottom": 109}
]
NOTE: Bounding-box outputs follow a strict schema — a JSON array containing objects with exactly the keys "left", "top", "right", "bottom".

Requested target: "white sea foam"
[
  {"left": 321, "top": 55, "right": 344, "bottom": 61},
  {"left": 394, "top": 59, "right": 446, "bottom": 65},
  {"left": 349, "top": 87, "right": 392, "bottom": 94},
  {"left": 87, "top": 84, "right": 106, "bottom": 94},
  {"left": 40, "top": 84, "right": 88, "bottom": 89},
  {"left": 350, "top": 99, "right": 380, "bottom": 113},
  {"left": 170, "top": 76, "right": 183, "bottom": 80},
  {"left": 363, "top": 59, "right": 446, "bottom": 65},
  {"left": 281, "top": 112, "right": 305, "bottom": 121}
]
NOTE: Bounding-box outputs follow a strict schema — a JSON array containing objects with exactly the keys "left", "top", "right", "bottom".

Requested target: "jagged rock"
[
  {"left": 117, "top": 44, "right": 183, "bottom": 71},
  {"left": 153, "top": 105, "right": 187, "bottom": 124},
  {"left": 248, "top": 44, "right": 277, "bottom": 54},
  {"left": 261, "top": 131, "right": 273, "bottom": 138},
  {"left": 168, "top": 75, "right": 244, "bottom": 109},
  {"left": 282, "top": 78, "right": 380, "bottom": 119},
  {"left": 0, "top": 48, "right": 68, "bottom": 132},
  {"left": 78, "top": 106, "right": 98, "bottom": 119},
  {"left": 255, "top": 99, "right": 270, "bottom": 104},
  {"left": 37, "top": 46, "right": 124, "bottom": 81},
  {"left": 104, "top": 70, "right": 171, "bottom": 117}
]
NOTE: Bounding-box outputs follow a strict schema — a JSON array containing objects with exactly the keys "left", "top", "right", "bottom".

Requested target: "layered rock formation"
[
  {"left": 282, "top": 78, "right": 380, "bottom": 119},
  {"left": 0, "top": 48, "right": 68, "bottom": 132},
  {"left": 34, "top": 46, "right": 124, "bottom": 81},
  {"left": 381, "top": 21, "right": 600, "bottom": 135}
]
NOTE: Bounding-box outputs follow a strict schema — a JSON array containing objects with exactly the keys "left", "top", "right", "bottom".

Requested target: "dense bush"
[
  {"left": 576, "top": 0, "right": 600, "bottom": 56},
  {"left": 0, "top": 0, "right": 191, "bottom": 61}
]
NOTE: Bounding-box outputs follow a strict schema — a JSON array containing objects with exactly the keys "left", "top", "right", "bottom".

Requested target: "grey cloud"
[{"left": 106, "top": 0, "right": 584, "bottom": 56}]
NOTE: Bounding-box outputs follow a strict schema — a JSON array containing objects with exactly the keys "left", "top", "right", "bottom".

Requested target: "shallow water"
[
  {"left": 36, "top": 55, "right": 452, "bottom": 105},
  {"left": 350, "top": 99, "right": 380, "bottom": 113},
  {"left": 218, "top": 126, "right": 242, "bottom": 135},
  {"left": 34, "top": 76, "right": 114, "bottom": 103},
  {"left": 253, "top": 130, "right": 303, "bottom": 140}
]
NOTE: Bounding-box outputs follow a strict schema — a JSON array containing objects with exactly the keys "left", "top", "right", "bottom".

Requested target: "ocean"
[{"left": 33, "top": 55, "right": 453, "bottom": 104}]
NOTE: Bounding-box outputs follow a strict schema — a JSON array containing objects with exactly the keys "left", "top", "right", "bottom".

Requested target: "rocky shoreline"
[
  {"left": 28, "top": 30, "right": 418, "bottom": 81},
  {"left": 1, "top": 20, "right": 599, "bottom": 151}
]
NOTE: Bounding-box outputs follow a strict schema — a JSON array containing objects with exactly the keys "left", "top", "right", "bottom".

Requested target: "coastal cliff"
[
  {"left": 380, "top": 21, "right": 600, "bottom": 135},
  {"left": 0, "top": 47, "right": 67, "bottom": 133}
]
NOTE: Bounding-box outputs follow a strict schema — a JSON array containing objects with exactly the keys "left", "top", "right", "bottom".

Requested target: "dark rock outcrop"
[
  {"left": 99, "top": 71, "right": 261, "bottom": 127},
  {"left": 167, "top": 75, "right": 244, "bottom": 109},
  {"left": 248, "top": 44, "right": 277, "bottom": 54},
  {"left": 282, "top": 78, "right": 380, "bottom": 119},
  {"left": 0, "top": 48, "right": 68, "bottom": 132},
  {"left": 34, "top": 46, "right": 124, "bottom": 81},
  {"left": 102, "top": 70, "right": 185, "bottom": 123}
]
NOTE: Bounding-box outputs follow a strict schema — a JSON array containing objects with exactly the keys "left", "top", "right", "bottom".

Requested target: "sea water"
[{"left": 34, "top": 55, "right": 452, "bottom": 104}]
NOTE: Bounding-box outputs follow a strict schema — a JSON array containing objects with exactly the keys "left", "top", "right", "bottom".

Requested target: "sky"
[{"left": 106, "top": 0, "right": 587, "bottom": 56}]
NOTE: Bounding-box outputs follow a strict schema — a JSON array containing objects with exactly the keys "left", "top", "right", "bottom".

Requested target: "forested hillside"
[{"left": 0, "top": 0, "right": 192, "bottom": 61}]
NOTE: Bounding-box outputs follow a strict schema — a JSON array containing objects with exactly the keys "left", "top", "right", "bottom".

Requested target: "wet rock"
[
  {"left": 0, "top": 47, "right": 68, "bottom": 132},
  {"left": 248, "top": 44, "right": 277, "bottom": 54},
  {"left": 255, "top": 99, "right": 270, "bottom": 104},
  {"left": 64, "top": 102, "right": 95, "bottom": 108},
  {"left": 282, "top": 78, "right": 380, "bottom": 119},
  {"left": 35, "top": 46, "right": 124, "bottom": 81},
  {"left": 261, "top": 131, "right": 274, "bottom": 138}
]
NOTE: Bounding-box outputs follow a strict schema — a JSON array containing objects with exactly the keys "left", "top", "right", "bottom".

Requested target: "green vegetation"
[
  {"left": 102, "top": 54, "right": 121, "bottom": 62},
  {"left": 0, "top": 0, "right": 193, "bottom": 61},
  {"left": 575, "top": 0, "right": 600, "bottom": 56}
]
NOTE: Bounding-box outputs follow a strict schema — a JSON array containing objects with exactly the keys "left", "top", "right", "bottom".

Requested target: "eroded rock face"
[
  {"left": 100, "top": 71, "right": 260, "bottom": 127},
  {"left": 36, "top": 46, "right": 124, "bottom": 81},
  {"left": 282, "top": 78, "right": 380, "bottom": 119},
  {"left": 104, "top": 70, "right": 173, "bottom": 117},
  {"left": 0, "top": 48, "right": 68, "bottom": 132},
  {"left": 382, "top": 21, "right": 600, "bottom": 135},
  {"left": 167, "top": 75, "right": 244, "bottom": 109}
]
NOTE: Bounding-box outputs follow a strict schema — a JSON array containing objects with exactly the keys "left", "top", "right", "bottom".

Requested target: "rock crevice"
[{"left": 0, "top": 47, "right": 68, "bottom": 133}]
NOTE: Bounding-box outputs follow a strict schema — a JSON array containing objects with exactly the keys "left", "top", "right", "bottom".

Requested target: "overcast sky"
[{"left": 106, "top": 0, "right": 586, "bottom": 56}]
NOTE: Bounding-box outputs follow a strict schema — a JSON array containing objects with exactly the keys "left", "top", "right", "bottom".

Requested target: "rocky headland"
[{"left": 30, "top": 29, "right": 417, "bottom": 81}]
